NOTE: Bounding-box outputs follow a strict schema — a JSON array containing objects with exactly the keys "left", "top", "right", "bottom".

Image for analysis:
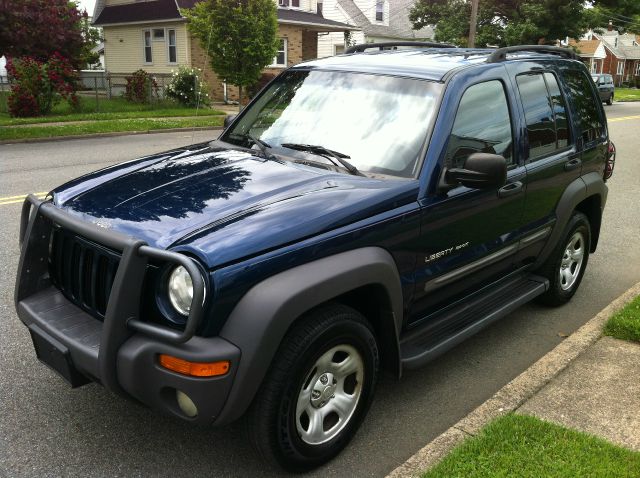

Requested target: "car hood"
[{"left": 53, "top": 143, "right": 418, "bottom": 267}]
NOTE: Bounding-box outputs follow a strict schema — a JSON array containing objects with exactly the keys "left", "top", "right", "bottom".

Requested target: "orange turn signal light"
[{"left": 158, "top": 354, "right": 230, "bottom": 377}]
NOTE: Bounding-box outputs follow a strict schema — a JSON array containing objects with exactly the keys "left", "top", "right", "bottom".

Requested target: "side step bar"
[{"left": 400, "top": 274, "right": 549, "bottom": 369}]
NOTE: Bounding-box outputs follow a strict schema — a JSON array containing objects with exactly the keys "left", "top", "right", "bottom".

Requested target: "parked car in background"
[{"left": 592, "top": 73, "right": 615, "bottom": 105}]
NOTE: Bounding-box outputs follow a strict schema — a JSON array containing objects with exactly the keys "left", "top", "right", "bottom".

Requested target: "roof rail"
[
  {"left": 487, "top": 45, "right": 579, "bottom": 63},
  {"left": 345, "top": 41, "right": 456, "bottom": 54}
]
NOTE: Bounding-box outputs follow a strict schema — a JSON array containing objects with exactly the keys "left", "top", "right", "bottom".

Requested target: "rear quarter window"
[{"left": 561, "top": 69, "right": 605, "bottom": 144}]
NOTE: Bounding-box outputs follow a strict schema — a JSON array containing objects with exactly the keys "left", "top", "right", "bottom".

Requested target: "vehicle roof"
[{"left": 295, "top": 48, "right": 579, "bottom": 82}]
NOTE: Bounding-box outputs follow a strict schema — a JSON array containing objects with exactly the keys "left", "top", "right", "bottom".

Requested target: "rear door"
[
  {"left": 507, "top": 62, "right": 583, "bottom": 265},
  {"left": 409, "top": 72, "right": 528, "bottom": 326}
]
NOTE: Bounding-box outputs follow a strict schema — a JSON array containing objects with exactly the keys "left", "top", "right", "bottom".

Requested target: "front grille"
[{"left": 49, "top": 227, "right": 121, "bottom": 320}]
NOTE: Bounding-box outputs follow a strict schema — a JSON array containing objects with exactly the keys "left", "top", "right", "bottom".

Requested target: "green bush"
[
  {"left": 6, "top": 53, "right": 79, "bottom": 117},
  {"left": 124, "top": 69, "right": 158, "bottom": 103},
  {"left": 166, "top": 66, "right": 210, "bottom": 108}
]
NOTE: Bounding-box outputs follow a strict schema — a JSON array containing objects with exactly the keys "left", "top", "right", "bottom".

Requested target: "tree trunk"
[{"left": 238, "top": 84, "right": 243, "bottom": 112}]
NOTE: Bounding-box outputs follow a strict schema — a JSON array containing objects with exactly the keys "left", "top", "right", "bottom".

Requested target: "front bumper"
[{"left": 15, "top": 195, "right": 240, "bottom": 424}]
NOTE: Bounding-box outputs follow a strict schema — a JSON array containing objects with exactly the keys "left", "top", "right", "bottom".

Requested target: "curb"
[
  {"left": 0, "top": 126, "right": 223, "bottom": 145},
  {"left": 386, "top": 281, "right": 640, "bottom": 478}
]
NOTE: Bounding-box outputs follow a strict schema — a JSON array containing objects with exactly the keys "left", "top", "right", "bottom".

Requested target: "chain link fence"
[
  {"left": 77, "top": 71, "right": 174, "bottom": 111},
  {"left": 0, "top": 71, "right": 176, "bottom": 114}
]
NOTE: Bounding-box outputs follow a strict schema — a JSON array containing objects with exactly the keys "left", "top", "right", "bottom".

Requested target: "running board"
[{"left": 400, "top": 274, "right": 549, "bottom": 369}]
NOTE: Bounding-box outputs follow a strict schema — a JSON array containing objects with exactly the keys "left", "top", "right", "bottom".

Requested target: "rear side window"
[
  {"left": 517, "top": 74, "right": 555, "bottom": 160},
  {"left": 544, "top": 73, "right": 569, "bottom": 150},
  {"left": 562, "top": 69, "right": 605, "bottom": 144},
  {"left": 445, "top": 80, "right": 513, "bottom": 169}
]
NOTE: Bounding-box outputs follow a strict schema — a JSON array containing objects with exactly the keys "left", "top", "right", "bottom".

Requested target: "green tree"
[
  {"left": 584, "top": 2, "right": 640, "bottom": 34},
  {"left": 183, "top": 0, "right": 279, "bottom": 110},
  {"left": 0, "top": 0, "right": 93, "bottom": 68},
  {"left": 410, "top": 0, "right": 589, "bottom": 47}
]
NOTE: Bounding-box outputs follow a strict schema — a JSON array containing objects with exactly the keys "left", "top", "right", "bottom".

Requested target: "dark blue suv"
[{"left": 15, "top": 43, "right": 615, "bottom": 471}]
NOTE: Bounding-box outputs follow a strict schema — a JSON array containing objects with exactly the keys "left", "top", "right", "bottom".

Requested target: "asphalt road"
[{"left": 1, "top": 103, "right": 639, "bottom": 477}]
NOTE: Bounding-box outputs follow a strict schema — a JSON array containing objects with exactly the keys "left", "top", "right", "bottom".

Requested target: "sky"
[{"left": 77, "top": 0, "right": 97, "bottom": 16}]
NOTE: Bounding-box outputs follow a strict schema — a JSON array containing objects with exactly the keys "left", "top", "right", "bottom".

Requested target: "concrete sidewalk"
[
  {"left": 519, "top": 335, "right": 640, "bottom": 451},
  {"left": 388, "top": 281, "right": 640, "bottom": 477}
]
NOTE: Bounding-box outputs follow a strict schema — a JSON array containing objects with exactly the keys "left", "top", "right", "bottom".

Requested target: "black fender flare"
[
  {"left": 535, "top": 172, "right": 607, "bottom": 267},
  {"left": 214, "top": 247, "right": 403, "bottom": 425}
]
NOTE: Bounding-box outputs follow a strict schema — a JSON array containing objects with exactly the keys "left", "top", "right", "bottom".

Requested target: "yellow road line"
[
  {"left": 609, "top": 115, "right": 640, "bottom": 123},
  {"left": 0, "top": 191, "right": 48, "bottom": 201},
  {"left": 0, "top": 193, "right": 47, "bottom": 206}
]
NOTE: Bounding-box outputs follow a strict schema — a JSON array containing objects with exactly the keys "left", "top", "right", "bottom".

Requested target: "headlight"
[{"left": 168, "top": 265, "right": 196, "bottom": 316}]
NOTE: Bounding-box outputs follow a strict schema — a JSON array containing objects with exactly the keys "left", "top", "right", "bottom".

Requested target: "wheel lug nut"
[
  {"left": 320, "top": 374, "right": 328, "bottom": 385},
  {"left": 312, "top": 390, "right": 321, "bottom": 399}
]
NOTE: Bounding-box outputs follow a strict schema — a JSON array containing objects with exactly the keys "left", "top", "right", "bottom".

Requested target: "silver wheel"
[
  {"left": 559, "top": 231, "right": 585, "bottom": 291},
  {"left": 295, "top": 344, "right": 364, "bottom": 445}
]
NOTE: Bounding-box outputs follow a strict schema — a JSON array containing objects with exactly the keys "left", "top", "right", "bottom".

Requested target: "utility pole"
[{"left": 468, "top": 0, "right": 479, "bottom": 47}]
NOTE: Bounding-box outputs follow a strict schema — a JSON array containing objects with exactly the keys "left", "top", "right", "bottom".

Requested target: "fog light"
[{"left": 176, "top": 390, "right": 198, "bottom": 418}]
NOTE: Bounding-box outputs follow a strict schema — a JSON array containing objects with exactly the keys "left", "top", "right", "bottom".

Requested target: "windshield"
[{"left": 222, "top": 70, "right": 441, "bottom": 178}]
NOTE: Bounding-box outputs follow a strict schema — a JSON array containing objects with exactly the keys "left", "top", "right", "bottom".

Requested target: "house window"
[
  {"left": 278, "top": 0, "right": 298, "bottom": 6},
  {"left": 271, "top": 38, "right": 287, "bottom": 67},
  {"left": 143, "top": 30, "right": 152, "bottom": 63},
  {"left": 376, "top": 1, "right": 384, "bottom": 21},
  {"left": 152, "top": 29, "right": 165, "bottom": 40},
  {"left": 317, "top": 1, "right": 323, "bottom": 14},
  {"left": 617, "top": 61, "right": 624, "bottom": 75},
  {"left": 292, "top": 0, "right": 299, "bottom": 6},
  {"left": 334, "top": 44, "right": 345, "bottom": 55},
  {"left": 167, "top": 29, "right": 177, "bottom": 63},
  {"left": 636, "top": 62, "right": 640, "bottom": 76}
]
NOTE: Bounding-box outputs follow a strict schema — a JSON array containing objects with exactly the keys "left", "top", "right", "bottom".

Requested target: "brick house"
[
  {"left": 317, "top": 0, "right": 434, "bottom": 58},
  {"left": 92, "top": 0, "right": 358, "bottom": 101},
  {"left": 572, "top": 26, "right": 640, "bottom": 86}
]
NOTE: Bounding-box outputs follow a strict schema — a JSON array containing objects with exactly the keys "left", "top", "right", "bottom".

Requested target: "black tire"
[
  {"left": 606, "top": 94, "right": 613, "bottom": 105},
  {"left": 246, "top": 303, "right": 379, "bottom": 472},
  {"left": 536, "top": 212, "right": 590, "bottom": 306}
]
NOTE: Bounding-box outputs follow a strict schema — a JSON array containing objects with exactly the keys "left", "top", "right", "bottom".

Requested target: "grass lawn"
[
  {"left": 423, "top": 414, "right": 640, "bottom": 478},
  {"left": 615, "top": 88, "right": 640, "bottom": 102},
  {"left": 603, "top": 294, "right": 640, "bottom": 343},
  {"left": 0, "top": 116, "right": 224, "bottom": 142},
  {"left": 0, "top": 95, "right": 225, "bottom": 125}
]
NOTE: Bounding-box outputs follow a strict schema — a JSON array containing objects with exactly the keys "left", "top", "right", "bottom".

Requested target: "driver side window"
[{"left": 444, "top": 80, "right": 513, "bottom": 169}]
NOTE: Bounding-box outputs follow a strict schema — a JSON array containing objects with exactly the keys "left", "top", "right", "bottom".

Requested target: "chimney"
[{"left": 608, "top": 20, "right": 613, "bottom": 31}]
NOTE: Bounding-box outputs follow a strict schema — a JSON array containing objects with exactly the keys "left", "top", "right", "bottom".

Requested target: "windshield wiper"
[
  {"left": 228, "top": 132, "right": 279, "bottom": 162},
  {"left": 281, "top": 143, "right": 361, "bottom": 176}
]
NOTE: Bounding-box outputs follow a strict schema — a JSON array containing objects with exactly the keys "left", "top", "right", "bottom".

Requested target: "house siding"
[
  {"left": 191, "top": 24, "right": 313, "bottom": 102},
  {"left": 317, "top": 0, "right": 365, "bottom": 58},
  {"left": 103, "top": 22, "right": 190, "bottom": 74}
]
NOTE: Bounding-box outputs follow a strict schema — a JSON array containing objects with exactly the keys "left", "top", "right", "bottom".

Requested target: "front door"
[{"left": 409, "top": 77, "right": 527, "bottom": 326}]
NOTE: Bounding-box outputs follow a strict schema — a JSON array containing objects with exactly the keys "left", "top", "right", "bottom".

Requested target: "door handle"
[
  {"left": 498, "top": 181, "right": 523, "bottom": 198},
  {"left": 564, "top": 158, "right": 582, "bottom": 171}
]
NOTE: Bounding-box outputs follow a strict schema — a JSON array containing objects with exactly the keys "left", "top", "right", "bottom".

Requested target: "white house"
[{"left": 317, "top": 0, "right": 434, "bottom": 58}]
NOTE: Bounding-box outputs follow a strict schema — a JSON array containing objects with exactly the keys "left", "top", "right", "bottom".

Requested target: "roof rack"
[
  {"left": 345, "top": 41, "right": 456, "bottom": 54},
  {"left": 487, "top": 45, "right": 579, "bottom": 63}
]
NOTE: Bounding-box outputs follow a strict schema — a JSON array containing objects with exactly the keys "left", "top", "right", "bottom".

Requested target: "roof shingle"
[
  {"left": 93, "top": 0, "right": 181, "bottom": 25},
  {"left": 94, "top": 1, "right": 356, "bottom": 31}
]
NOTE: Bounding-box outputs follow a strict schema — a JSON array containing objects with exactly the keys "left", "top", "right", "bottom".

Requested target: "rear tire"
[
  {"left": 536, "top": 212, "right": 590, "bottom": 306},
  {"left": 246, "top": 303, "right": 379, "bottom": 472}
]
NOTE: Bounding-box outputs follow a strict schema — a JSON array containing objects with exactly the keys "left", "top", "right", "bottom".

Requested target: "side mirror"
[
  {"left": 444, "top": 153, "right": 507, "bottom": 190},
  {"left": 224, "top": 114, "right": 237, "bottom": 129}
]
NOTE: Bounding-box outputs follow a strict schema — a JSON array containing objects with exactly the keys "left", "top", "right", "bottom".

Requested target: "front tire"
[
  {"left": 536, "top": 212, "right": 590, "bottom": 306},
  {"left": 247, "top": 303, "right": 379, "bottom": 472},
  {"left": 606, "top": 93, "right": 613, "bottom": 105}
]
